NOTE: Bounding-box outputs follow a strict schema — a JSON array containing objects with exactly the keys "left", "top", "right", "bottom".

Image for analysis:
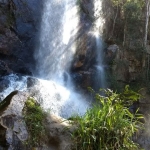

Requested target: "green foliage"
[
  {"left": 109, "top": 0, "right": 144, "bottom": 46},
  {"left": 71, "top": 86, "right": 143, "bottom": 150},
  {"left": 23, "top": 97, "right": 46, "bottom": 148},
  {"left": 123, "top": 0, "right": 144, "bottom": 40},
  {"left": 124, "top": 0, "right": 144, "bottom": 19}
]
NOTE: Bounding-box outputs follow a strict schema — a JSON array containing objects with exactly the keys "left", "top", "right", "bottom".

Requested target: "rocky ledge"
[{"left": 0, "top": 90, "right": 75, "bottom": 150}]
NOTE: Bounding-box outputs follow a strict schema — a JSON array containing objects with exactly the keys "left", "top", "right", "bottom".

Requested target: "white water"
[
  {"left": 95, "top": 34, "right": 106, "bottom": 89},
  {"left": 31, "top": 79, "right": 89, "bottom": 118},
  {"left": 34, "top": 0, "right": 79, "bottom": 81},
  {"left": 32, "top": 0, "right": 90, "bottom": 118},
  {"left": 0, "top": 0, "right": 106, "bottom": 118},
  {"left": 0, "top": 73, "right": 89, "bottom": 118},
  {"left": 94, "top": 0, "right": 106, "bottom": 89},
  {"left": 0, "top": 74, "right": 27, "bottom": 100},
  {"left": 0, "top": 0, "right": 90, "bottom": 118}
]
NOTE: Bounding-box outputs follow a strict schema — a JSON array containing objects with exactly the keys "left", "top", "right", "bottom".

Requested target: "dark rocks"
[
  {"left": 106, "top": 43, "right": 143, "bottom": 84},
  {"left": 72, "top": 70, "right": 94, "bottom": 92},
  {"left": 0, "top": 124, "right": 7, "bottom": 149},
  {"left": 0, "top": 90, "right": 18, "bottom": 112},
  {"left": 71, "top": 32, "right": 96, "bottom": 73},
  {"left": 80, "top": 0, "right": 95, "bottom": 20},
  {"left": 0, "top": 0, "right": 8, "bottom": 5},
  {"left": 9, "top": 59, "right": 32, "bottom": 75},
  {"left": 0, "top": 0, "right": 43, "bottom": 76},
  {"left": 70, "top": 0, "right": 100, "bottom": 91},
  {"left": 107, "top": 44, "right": 119, "bottom": 58},
  {"left": 0, "top": 78, "right": 10, "bottom": 92},
  {"left": 27, "top": 76, "right": 40, "bottom": 88},
  {"left": 0, "top": 60, "right": 12, "bottom": 76}
]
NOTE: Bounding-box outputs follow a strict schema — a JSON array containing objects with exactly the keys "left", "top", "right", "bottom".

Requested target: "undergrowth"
[
  {"left": 71, "top": 86, "right": 144, "bottom": 150},
  {"left": 23, "top": 97, "right": 47, "bottom": 148}
]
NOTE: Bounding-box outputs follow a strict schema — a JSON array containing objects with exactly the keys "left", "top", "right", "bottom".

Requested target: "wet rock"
[
  {"left": 80, "top": 0, "right": 95, "bottom": 19},
  {"left": 74, "top": 60, "right": 84, "bottom": 68},
  {"left": 0, "top": 60, "right": 12, "bottom": 76},
  {"left": 71, "top": 32, "right": 96, "bottom": 74},
  {"left": 27, "top": 77, "right": 40, "bottom": 88},
  {"left": 107, "top": 44, "right": 119, "bottom": 59},
  {"left": 0, "top": 25, "right": 6, "bottom": 35},
  {"left": 72, "top": 70, "right": 94, "bottom": 91},
  {"left": 0, "top": 29, "right": 19, "bottom": 56},
  {"left": 0, "top": 78, "right": 10, "bottom": 92},
  {"left": 0, "top": 47, "right": 10, "bottom": 55},
  {"left": 0, "top": 0, "right": 8, "bottom": 5}
]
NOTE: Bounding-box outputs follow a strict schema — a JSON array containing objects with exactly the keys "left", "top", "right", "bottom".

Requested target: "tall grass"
[{"left": 71, "top": 86, "right": 144, "bottom": 150}]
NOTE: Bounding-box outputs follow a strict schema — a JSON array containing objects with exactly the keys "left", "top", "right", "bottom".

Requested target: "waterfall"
[
  {"left": 95, "top": 34, "right": 105, "bottom": 89},
  {"left": 0, "top": 0, "right": 106, "bottom": 118},
  {"left": 94, "top": 0, "right": 106, "bottom": 90},
  {"left": 34, "top": 0, "right": 79, "bottom": 82},
  {"left": 33, "top": 0, "right": 90, "bottom": 118}
]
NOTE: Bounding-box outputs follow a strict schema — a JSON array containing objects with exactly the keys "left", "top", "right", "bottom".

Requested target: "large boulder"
[
  {"left": 0, "top": 90, "right": 75, "bottom": 150},
  {"left": 0, "top": 91, "right": 29, "bottom": 149}
]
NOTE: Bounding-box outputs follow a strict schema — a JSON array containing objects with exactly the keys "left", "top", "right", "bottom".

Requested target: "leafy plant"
[
  {"left": 23, "top": 97, "right": 47, "bottom": 148},
  {"left": 71, "top": 86, "right": 144, "bottom": 150}
]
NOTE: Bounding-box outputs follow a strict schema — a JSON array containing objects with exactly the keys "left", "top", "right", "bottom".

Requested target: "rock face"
[
  {"left": 70, "top": 0, "right": 101, "bottom": 90},
  {"left": 0, "top": 0, "right": 42, "bottom": 76},
  {"left": 0, "top": 91, "right": 29, "bottom": 149},
  {"left": 0, "top": 60, "right": 12, "bottom": 76},
  {"left": 105, "top": 43, "right": 143, "bottom": 90}
]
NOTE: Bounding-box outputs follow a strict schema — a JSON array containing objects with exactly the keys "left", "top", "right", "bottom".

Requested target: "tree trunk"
[
  {"left": 143, "top": 0, "right": 150, "bottom": 80},
  {"left": 123, "top": 19, "right": 127, "bottom": 47},
  {"left": 147, "top": 54, "right": 150, "bottom": 80},
  {"left": 144, "top": 0, "right": 150, "bottom": 48},
  {"left": 111, "top": 3, "right": 119, "bottom": 38}
]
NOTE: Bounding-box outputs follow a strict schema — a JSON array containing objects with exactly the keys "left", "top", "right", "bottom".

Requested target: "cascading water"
[
  {"left": 95, "top": 34, "right": 106, "bottom": 89},
  {"left": 35, "top": 0, "right": 79, "bottom": 81},
  {"left": 0, "top": 74, "right": 27, "bottom": 100},
  {"left": 33, "top": 0, "right": 90, "bottom": 118},
  {"left": 93, "top": 0, "right": 106, "bottom": 90},
  {"left": 0, "top": 0, "right": 106, "bottom": 118}
]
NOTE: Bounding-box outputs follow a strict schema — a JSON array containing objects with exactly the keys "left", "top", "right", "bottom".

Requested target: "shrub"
[
  {"left": 71, "top": 86, "right": 143, "bottom": 150},
  {"left": 23, "top": 97, "right": 46, "bottom": 148}
]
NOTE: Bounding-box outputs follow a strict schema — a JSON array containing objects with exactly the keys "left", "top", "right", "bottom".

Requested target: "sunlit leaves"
[{"left": 71, "top": 86, "right": 144, "bottom": 150}]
